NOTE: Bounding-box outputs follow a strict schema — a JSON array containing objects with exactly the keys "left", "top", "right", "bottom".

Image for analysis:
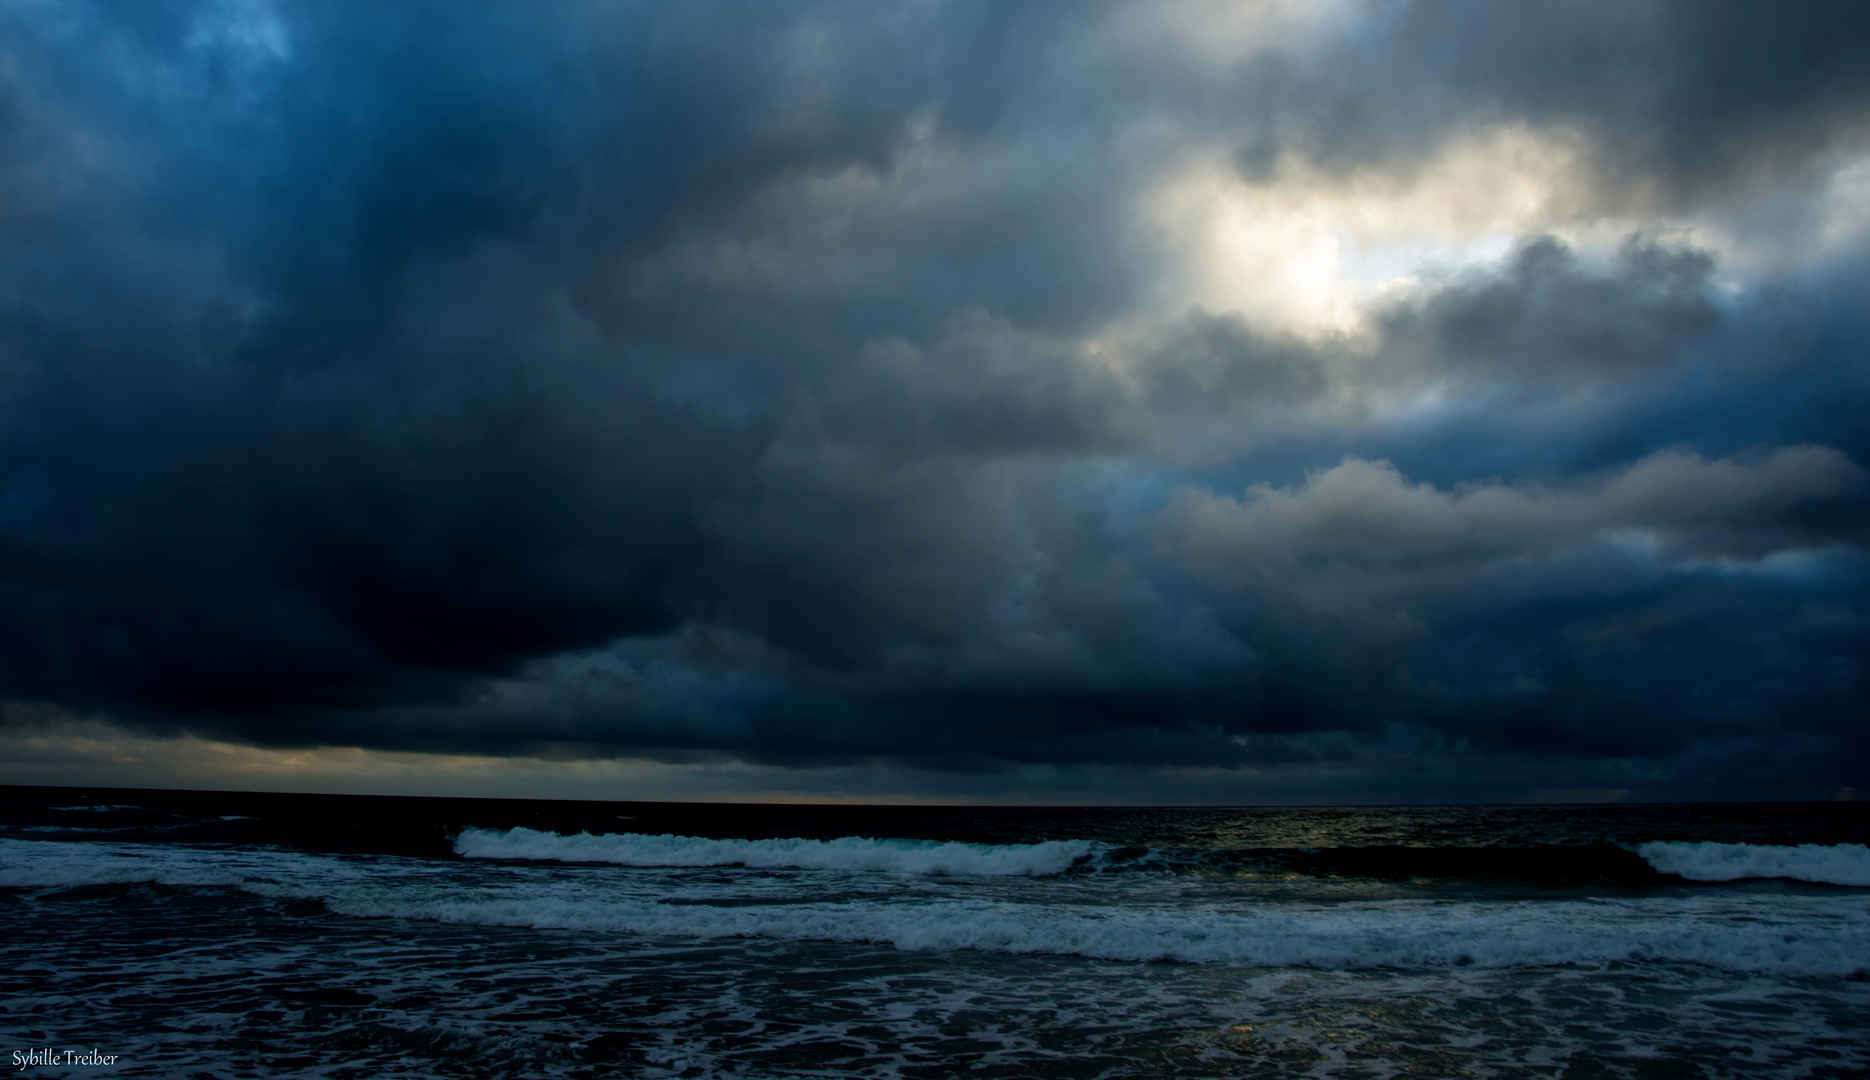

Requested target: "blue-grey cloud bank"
[{"left": 1, "top": 0, "right": 1867, "bottom": 800}]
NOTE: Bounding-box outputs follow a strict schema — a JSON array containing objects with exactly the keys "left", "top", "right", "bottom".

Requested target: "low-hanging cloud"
[{"left": 1169, "top": 446, "right": 1866, "bottom": 581}]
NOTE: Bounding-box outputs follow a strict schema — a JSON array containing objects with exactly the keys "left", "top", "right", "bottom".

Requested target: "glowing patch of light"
[{"left": 1149, "top": 125, "right": 1594, "bottom": 336}]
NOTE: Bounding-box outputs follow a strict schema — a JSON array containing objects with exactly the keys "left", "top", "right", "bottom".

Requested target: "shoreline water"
[{"left": 4, "top": 786, "right": 1867, "bottom": 1078}]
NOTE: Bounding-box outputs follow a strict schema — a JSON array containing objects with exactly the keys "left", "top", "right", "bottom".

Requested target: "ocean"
[{"left": 2, "top": 788, "right": 1866, "bottom": 1079}]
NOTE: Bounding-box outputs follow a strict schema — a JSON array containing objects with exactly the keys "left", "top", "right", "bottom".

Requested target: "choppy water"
[{"left": 3, "top": 789, "right": 1867, "bottom": 1078}]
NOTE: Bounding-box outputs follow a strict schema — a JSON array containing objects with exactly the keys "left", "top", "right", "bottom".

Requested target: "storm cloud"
[{"left": 1, "top": 0, "right": 1867, "bottom": 799}]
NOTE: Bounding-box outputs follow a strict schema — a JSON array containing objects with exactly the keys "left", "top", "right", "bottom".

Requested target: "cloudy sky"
[{"left": 1, "top": 0, "right": 1866, "bottom": 803}]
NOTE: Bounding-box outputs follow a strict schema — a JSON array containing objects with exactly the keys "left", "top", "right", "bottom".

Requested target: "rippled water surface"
[{"left": 3, "top": 787, "right": 1867, "bottom": 1078}]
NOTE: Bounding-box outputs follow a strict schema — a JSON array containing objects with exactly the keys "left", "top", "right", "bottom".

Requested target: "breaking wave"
[
  {"left": 453, "top": 827, "right": 1100, "bottom": 876},
  {"left": 1639, "top": 841, "right": 1870, "bottom": 886},
  {"left": 326, "top": 892, "right": 1869, "bottom": 976},
  {"left": 4, "top": 838, "right": 1868, "bottom": 976}
]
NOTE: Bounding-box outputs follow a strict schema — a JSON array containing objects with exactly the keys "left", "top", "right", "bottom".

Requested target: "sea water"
[{"left": 2, "top": 789, "right": 1866, "bottom": 1078}]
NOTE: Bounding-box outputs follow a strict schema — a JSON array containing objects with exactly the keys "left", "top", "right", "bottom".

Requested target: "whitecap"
[
  {"left": 1639, "top": 841, "right": 1870, "bottom": 886},
  {"left": 452, "top": 827, "right": 1098, "bottom": 877}
]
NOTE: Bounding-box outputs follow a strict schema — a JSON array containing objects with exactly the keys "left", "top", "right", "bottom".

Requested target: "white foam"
[
  {"left": 324, "top": 891, "right": 1870, "bottom": 977},
  {"left": 7, "top": 837, "right": 1868, "bottom": 977},
  {"left": 1639, "top": 842, "right": 1870, "bottom": 886},
  {"left": 453, "top": 827, "right": 1099, "bottom": 876}
]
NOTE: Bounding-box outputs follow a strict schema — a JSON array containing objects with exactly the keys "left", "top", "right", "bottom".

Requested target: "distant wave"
[
  {"left": 454, "top": 827, "right": 1099, "bottom": 876},
  {"left": 457, "top": 831, "right": 1870, "bottom": 886},
  {"left": 1639, "top": 842, "right": 1870, "bottom": 886}
]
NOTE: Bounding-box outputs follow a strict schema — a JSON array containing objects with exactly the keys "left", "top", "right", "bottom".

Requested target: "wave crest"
[
  {"left": 1639, "top": 842, "right": 1870, "bottom": 886},
  {"left": 6, "top": 838, "right": 1867, "bottom": 976},
  {"left": 452, "top": 827, "right": 1098, "bottom": 876}
]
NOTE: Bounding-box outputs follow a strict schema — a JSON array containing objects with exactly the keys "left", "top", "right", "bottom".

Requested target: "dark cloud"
[
  {"left": 1162, "top": 447, "right": 1868, "bottom": 758},
  {"left": 0, "top": 0, "right": 1866, "bottom": 798},
  {"left": 1377, "top": 235, "right": 1723, "bottom": 386},
  {"left": 1233, "top": 0, "right": 1870, "bottom": 215}
]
